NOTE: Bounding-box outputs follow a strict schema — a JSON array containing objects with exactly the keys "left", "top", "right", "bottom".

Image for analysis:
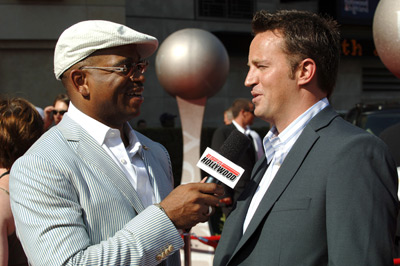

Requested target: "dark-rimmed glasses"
[
  {"left": 79, "top": 60, "right": 149, "bottom": 77},
  {"left": 52, "top": 110, "right": 67, "bottom": 115}
]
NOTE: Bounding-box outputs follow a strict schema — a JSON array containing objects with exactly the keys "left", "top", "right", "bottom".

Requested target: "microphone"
[{"left": 204, "top": 130, "right": 251, "bottom": 185}]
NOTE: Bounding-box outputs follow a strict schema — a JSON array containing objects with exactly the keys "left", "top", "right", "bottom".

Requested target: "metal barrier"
[
  {"left": 182, "top": 234, "right": 220, "bottom": 249},
  {"left": 181, "top": 233, "right": 220, "bottom": 266}
]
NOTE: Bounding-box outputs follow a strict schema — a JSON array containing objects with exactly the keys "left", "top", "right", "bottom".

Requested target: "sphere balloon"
[
  {"left": 373, "top": 0, "right": 400, "bottom": 78},
  {"left": 155, "top": 28, "right": 229, "bottom": 100}
]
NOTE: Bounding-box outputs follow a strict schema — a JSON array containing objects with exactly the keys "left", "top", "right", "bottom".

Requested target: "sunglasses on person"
[{"left": 52, "top": 110, "right": 67, "bottom": 115}]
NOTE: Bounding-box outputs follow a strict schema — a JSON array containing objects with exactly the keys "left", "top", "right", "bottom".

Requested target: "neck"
[
  {"left": 274, "top": 91, "right": 324, "bottom": 133},
  {"left": 121, "top": 132, "right": 129, "bottom": 147},
  {"left": 233, "top": 118, "right": 246, "bottom": 129},
  {"left": 119, "top": 124, "right": 130, "bottom": 147}
]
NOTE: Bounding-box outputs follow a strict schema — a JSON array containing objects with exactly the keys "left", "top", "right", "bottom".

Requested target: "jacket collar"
[{"left": 57, "top": 116, "right": 146, "bottom": 214}]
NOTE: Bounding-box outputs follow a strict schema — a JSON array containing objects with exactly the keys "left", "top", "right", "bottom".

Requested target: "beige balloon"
[
  {"left": 155, "top": 29, "right": 229, "bottom": 266},
  {"left": 155, "top": 28, "right": 229, "bottom": 184},
  {"left": 156, "top": 28, "right": 229, "bottom": 100},
  {"left": 373, "top": 0, "right": 400, "bottom": 78}
]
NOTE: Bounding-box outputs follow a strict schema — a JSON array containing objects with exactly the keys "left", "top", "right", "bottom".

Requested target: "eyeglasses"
[
  {"left": 79, "top": 60, "right": 149, "bottom": 77},
  {"left": 52, "top": 110, "right": 67, "bottom": 115}
]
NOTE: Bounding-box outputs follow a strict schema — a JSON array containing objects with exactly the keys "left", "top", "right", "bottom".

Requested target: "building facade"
[{"left": 1, "top": 0, "right": 399, "bottom": 128}]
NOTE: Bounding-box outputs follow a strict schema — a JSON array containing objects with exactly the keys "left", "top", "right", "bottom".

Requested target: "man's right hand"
[{"left": 159, "top": 182, "right": 224, "bottom": 229}]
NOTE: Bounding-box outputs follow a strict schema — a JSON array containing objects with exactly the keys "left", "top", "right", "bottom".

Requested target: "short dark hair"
[
  {"left": 252, "top": 10, "right": 341, "bottom": 97},
  {"left": 231, "top": 98, "right": 252, "bottom": 118},
  {"left": 53, "top": 93, "right": 70, "bottom": 107},
  {"left": 0, "top": 98, "right": 44, "bottom": 169}
]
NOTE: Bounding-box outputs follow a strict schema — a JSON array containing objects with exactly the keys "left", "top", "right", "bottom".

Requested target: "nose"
[
  {"left": 130, "top": 73, "right": 146, "bottom": 83},
  {"left": 244, "top": 67, "right": 257, "bottom": 88}
]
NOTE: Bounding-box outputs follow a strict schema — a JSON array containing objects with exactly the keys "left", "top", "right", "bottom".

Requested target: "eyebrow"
[
  {"left": 249, "top": 59, "right": 269, "bottom": 66},
  {"left": 112, "top": 58, "right": 133, "bottom": 67}
]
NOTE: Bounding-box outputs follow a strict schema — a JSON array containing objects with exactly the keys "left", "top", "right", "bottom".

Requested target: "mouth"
[
  {"left": 126, "top": 91, "right": 143, "bottom": 98},
  {"left": 126, "top": 85, "right": 144, "bottom": 99},
  {"left": 251, "top": 91, "right": 261, "bottom": 100}
]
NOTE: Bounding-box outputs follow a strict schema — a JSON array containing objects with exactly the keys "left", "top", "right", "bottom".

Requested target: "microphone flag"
[{"left": 197, "top": 147, "right": 244, "bottom": 188}]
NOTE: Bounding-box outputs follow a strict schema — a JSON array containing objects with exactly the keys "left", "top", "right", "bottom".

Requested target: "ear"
[
  {"left": 239, "top": 109, "right": 247, "bottom": 118},
  {"left": 70, "top": 69, "right": 90, "bottom": 97},
  {"left": 297, "top": 58, "right": 316, "bottom": 86}
]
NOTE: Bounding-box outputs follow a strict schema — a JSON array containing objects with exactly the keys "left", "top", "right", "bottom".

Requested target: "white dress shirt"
[
  {"left": 246, "top": 126, "right": 264, "bottom": 160},
  {"left": 243, "top": 98, "right": 329, "bottom": 233},
  {"left": 66, "top": 103, "right": 155, "bottom": 208},
  {"left": 231, "top": 120, "right": 246, "bottom": 134}
]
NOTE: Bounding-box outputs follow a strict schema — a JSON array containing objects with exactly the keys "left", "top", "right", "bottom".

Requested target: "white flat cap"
[{"left": 54, "top": 20, "right": 158, "bottom": 80}]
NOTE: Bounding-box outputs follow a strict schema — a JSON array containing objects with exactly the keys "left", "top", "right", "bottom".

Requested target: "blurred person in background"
[
  {"left": 160, "top": 112, "right": 177, "bottom": 128},
  {"left": 43, "top": 93, "right": 70, "bottom": 130},
  {"left": 136, "top": 119, "right": 147, "bottom": 129},
  {"left": 0, "top": 97, "right": 44, "bottom": 266},
  {"left": 223, "top": 107, "right": 233, "bottom": 125}
]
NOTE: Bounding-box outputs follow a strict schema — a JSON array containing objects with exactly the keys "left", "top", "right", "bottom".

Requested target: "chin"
[{"left": 128, "top": 110, "right": 140, "bottom": 120}]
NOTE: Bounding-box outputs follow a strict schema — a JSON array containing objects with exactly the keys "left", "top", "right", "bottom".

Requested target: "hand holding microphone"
[
  {"left": 158, "top": 130, "right": 250, "bottom": 229},
  {"left": 159, "top": 182, "right": 224, "bottom": 229}
]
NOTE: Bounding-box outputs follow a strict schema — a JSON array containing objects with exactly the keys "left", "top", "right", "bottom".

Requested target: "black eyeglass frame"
[{"left": 52, "top": 110, "right": 67, "bottom": 115}]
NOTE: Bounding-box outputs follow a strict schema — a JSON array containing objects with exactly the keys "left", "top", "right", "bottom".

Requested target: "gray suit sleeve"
[{"left": 325, "top": 134, "right": 398, "bottom": 265}]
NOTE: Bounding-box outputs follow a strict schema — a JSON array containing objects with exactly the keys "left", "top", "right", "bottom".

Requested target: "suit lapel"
[
  {"left": 135, "top": 132, "right": 175, "bottom": 204},
  {"left": 58, "top": 116, "right": 145, "bottom": 214},
  {"left": 218, "top": 158, "right": 268, "bottom": 261},
  {"left": 229, "top": 106, "right": 338, "bottom": 259},
  {"left": 139, "top": 147, "right": 166, "bottom": 203},
  {"left": 233, "top": 126, "right": 319, "bottom": 252}
]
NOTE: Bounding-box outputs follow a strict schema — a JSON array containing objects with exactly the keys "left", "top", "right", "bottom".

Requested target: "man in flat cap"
[{"left": 9, "top": 20, "right": 223, "bottom": 265}]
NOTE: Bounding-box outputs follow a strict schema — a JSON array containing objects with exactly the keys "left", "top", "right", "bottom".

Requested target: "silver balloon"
[
  {"left": 155, "top": 28, "right": 229, "bottom": 100},
  {"left": 373, "top": 0, "right": 400, "bottom": 78}
]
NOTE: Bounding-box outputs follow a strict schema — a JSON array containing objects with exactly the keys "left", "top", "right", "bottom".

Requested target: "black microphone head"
[{"left": 218, "top": 129, "right": 251, "bottom": 163}]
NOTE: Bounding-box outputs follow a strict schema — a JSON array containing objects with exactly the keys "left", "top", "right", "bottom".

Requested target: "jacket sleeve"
[
  {"left": 9, "top": 154, "right": 184, "bottom": 266},
  {"left": 325, "top": 134, "right": 399, "bottom": 266}
]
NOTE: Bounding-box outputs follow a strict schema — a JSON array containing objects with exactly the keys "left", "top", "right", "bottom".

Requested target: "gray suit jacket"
[
  {"left": 214, "top": 106, "right": 399, "bottom": 266},
  {"left": 10, "top": 115, "right": 183, "bottom": 265}
]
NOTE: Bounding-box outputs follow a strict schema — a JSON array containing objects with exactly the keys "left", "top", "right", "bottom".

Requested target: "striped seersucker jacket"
[{"left": 10, "top": 115, "right": 183, "bottom": 265}]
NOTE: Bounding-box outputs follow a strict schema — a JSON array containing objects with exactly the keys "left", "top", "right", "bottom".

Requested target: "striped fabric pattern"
[
  {"left": 9, "top": 116, "right": 183, "bottom": 265},
  {"left": 263, "top": 98, "right": 329, "bottom": 166}
]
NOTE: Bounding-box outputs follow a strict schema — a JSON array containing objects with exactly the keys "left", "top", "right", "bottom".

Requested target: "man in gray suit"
[
  {"left": 213, "top": 10, "right": 399, "bottom": 266},
  {"left": 9, "top": 20, "right": 223, "bottom": 265}
]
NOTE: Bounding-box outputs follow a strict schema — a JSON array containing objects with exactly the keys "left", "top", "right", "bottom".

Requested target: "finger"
[
  {"left": 196, "top": 183, "right": 224, "bottom": 196},
  {"left": 206, "top": 206, "right": 213, "bottom": 217},
  {"left": 202, "top": 205, "right": 211, "bottom": 217}
]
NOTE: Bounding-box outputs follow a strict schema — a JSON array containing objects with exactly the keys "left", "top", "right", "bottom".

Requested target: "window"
[{"left": 197, "top": 0, "right": 255, "bottom": 20}]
